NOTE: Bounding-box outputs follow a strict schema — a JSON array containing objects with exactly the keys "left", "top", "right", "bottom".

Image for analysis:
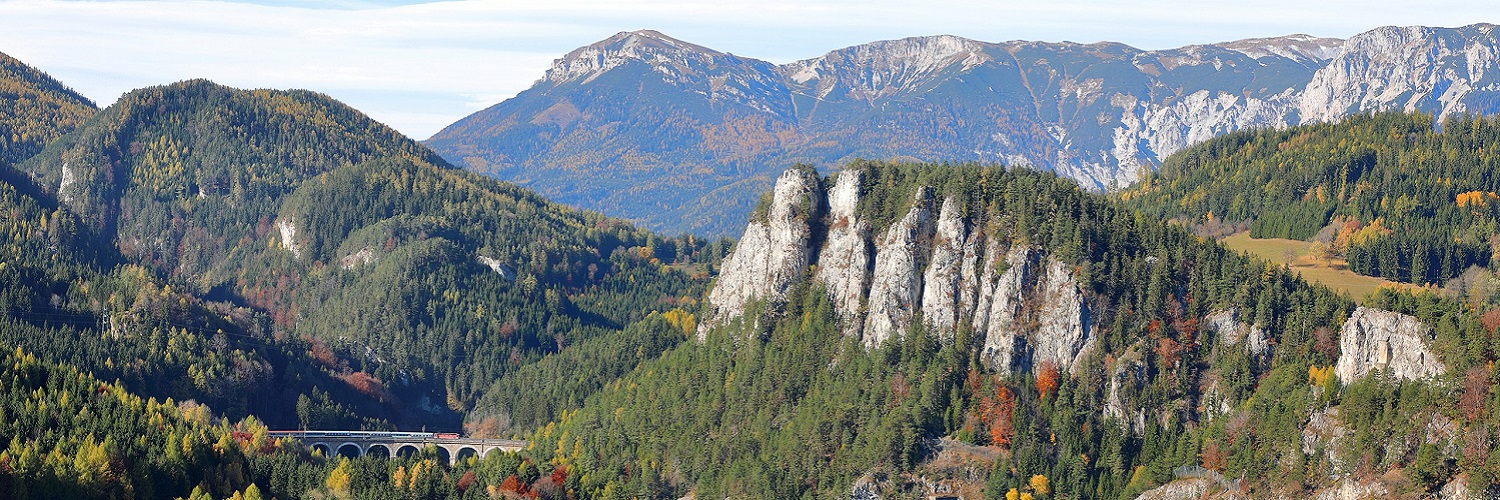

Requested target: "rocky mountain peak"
[
  {"left": 781, "top": 35, "right": 991, "bottom": 101},
  {"left": 543, "top": 29, "right": 736, "bottom": 85}
]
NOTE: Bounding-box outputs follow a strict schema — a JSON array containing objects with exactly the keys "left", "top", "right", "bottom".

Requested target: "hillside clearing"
[{"left": 1220, "top": 232, "right": 1411, "bottom": 303}]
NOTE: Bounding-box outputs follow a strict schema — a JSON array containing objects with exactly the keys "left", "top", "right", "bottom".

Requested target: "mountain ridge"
[
  {"left": 0, "top": 50, "right": 96, "bottom": 166},
  {"left": 428, "top": 23, "right": 1500, "bottom": 236}
]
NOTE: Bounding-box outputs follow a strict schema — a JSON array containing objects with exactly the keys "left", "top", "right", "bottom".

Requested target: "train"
[{"left": 266, "top": 430, "right": 467, "bottom": 440}]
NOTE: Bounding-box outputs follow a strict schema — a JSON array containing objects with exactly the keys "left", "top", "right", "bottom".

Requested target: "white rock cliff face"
[
  {"left": 698, "top": 168, "right": 821, "bottom": 339},
  {"left": 920, "top": 197, "right": 968, "bottom": 339},
  {"left": 705, "top": 167, "right": 1095, "bottom": 377},
  {"left": 977, "top": 246, "right": 1038, "bottom": 374},
  {"left": 863, "top": 189, "right": 935, "bottom": 348},
  {"left": 1205, "top": 309, "right": 1272, "bottom": 361},
  {"left": 815, "top": 170, "right": 873, "bottom": 336},
  {"left": 276, "top": 218, "right": 302, "bottom": 259},
  {"left": 1335, "top": 307, "right": 1445, "bottom": 383},
  {"left": 1032, "top": 259, "right": 1092, "bottom": 372}
]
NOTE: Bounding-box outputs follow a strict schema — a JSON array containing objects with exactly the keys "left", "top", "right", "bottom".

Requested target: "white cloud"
[{"left": 0, "top": 0, "right": 1493, "bottom": 138}]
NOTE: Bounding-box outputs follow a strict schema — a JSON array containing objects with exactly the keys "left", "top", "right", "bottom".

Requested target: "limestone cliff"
[
  {"left": 698, "top": 168, "right": 821, "bottom": 339},
  {"left": 814, "top": 170, "right": 872, "bottom": 336},
  {"left": 1334, "top": 307, "right": 1445, "bottom": 383},
  {"left": 976, "top": 246, "right": 1038, "bottom": 374},
  {"left": 1205, "top": 309, "right": 1272, "bottom": 361},
  {"left": 1032, "top": 259, "right": 1093, "bottom": 372},
  {"left": 863, "top": 188, "right": 935, "bottom": 348},
  {"left": 705, "top": 166, "right": 1094, "bottom": 376},
  {"left": 919, "top": 197, "right": 968, "bottom": 339}
]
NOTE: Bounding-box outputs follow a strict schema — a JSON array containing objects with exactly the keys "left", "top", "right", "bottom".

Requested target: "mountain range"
[{"left": 428, "top": 23, "right": 1500, "bottom": 235}]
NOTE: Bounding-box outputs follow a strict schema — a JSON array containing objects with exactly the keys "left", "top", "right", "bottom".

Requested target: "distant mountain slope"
[
  {"left": 0, "top": 51, "right": 95, "bottom": 165},
  {"left": 428, "top": 24, "right": 1500, "bottom": 235},
  {"left": 12, "top": 79, "right": 714, "bottom": 429}
]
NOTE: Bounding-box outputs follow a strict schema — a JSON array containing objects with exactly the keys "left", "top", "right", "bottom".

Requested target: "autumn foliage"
[
  {"left": 1035, "top": 362, "right": 1060, "bottom": 401},
  {"left": 1201, "top": 440, "right": 1227, "bottom": 471},
  {"left": 988, "top": 387, "right": 1018, "bottom": 447},
  {"left": 1460, "top": 365, "right": 1491, "bottom": 422}
]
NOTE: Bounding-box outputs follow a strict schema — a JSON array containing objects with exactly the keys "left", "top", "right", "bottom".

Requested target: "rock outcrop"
[
  {"left": 276, "top": 218, "right": 303, "bottom": 259},
  {"left": 815, "top": 170, "right": 872, "bottom": 336},
  {"left": 919, "top": 197, "right": 967, "bottom": 339},
  {"left": 1334, "top": 307, "right": 1445, "bottom": 383},
  {"left": 1105, "top": 349, "right": 1148, "bottom": 433},
  {"left": 1032, "top": 259, "right": 1092, "bottom": 371},
  {"left": 1312, "top": 478, "right": 1389, "bottom": 500},
  {"left": 976, "top": 246, "right": 1038, "bottom": 374},
  {"left": 1205, "top": 309, "right": 1272, "bottom": 361},
  {"left": 863, "top": 189, "right": 935, "bottom": 348},
  {"left": 698, "top": 168, "right": 821, "bottom": 339},
  {"left": 1132, "top": 478, "right": 1212, "bottom": 500},
  {"left": 704, "top": 166, "right": 1094, "bottom": 376}
]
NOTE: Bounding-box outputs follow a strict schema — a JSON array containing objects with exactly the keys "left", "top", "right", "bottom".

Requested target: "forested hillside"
[
  {"left": 0, "top": 51, "right": 95, "bottom": 167},
  {"left": 0, "top": 345, "right": 570, "bottom": 499},
  {"left": 2, "top": 78, "right": 717, "bottom": 432},
  {"left": 1124, "top": 112, "right": 1500, "bottom": 289},
  {"left": 0, "top": 65, "right": 726, "bottom": 496},
  {"left": 493, "top": 162, "right": 1500, "bottom": 498}
]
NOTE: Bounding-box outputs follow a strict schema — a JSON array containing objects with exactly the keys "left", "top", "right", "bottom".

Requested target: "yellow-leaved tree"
[{"left": 325, "top": 457, "right": 352, "bottom": 497}]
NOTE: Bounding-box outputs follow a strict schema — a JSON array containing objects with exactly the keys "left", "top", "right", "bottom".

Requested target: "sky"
[{"left": 0, "top": 0, "right": 1494, "bottom": 140}]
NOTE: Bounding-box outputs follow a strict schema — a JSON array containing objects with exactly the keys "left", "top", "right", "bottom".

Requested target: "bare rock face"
[
  {"left": 1205, "top": 309, "right": 1272, "bottom": 360},
  {"left": 970, "top": 248, "right": 1093, "bottom": 374},
  {"left": 1439, "top": 476, "right": 1479, "bottom": 500},
  {"left": 698, "top": 168, "right": 821, "bottom": 340},
  {"left": 701, "top": 167, "right": 1093, "bottom": 375},
  {"left": 1132, "top": 478, "right": 1212, "bottom": 500},
  {"left": 1301, "top": 408, "right": 1351, "bottom": 470},
  {"left": 920, "top": 197, "right": 968, "bottom": 339},
  {"left": 955, "top": 228, "right": 986, "bottom": 321},
  {"left": 1300, "top": 24, "right": 1500, "bottom": 124},
  {"left": 977, "top": 246, "right": 1039, "bottom": 374},
  {"left": 1106, "top": 349, "right": 1148, "bottom": 433},
  {"left": 815, "top": 169, "right": 873, "bottom": 337},
  {"left": 276, "top": 218, "right": 303, "bottom": 259},
  {"left": 1031, "top": 258, "right": 1092, "bottom": 371},
  {"left": 340, "top": 247, "right": 376, "bottom": 269},
  {"left": 1334, "top": 307, "right": 1445, "bottom": 383},
  {"left": 863, "top": 188, "right": 935, "bottom": 348},
  {"left": 1312, "top": 478, "right": 1389, "bottom": 500},
  {"left": 476, "top": 255, "right": 516, "bottom": 281}
]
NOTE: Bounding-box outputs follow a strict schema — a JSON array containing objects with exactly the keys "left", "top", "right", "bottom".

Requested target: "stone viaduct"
[{"left": 267, "top": 430, "right": 526, "bottom": 465}]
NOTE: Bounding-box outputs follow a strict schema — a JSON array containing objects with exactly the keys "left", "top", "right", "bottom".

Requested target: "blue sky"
[{"left": 1, "top": 0, "right": 1494, "bottom": 139}]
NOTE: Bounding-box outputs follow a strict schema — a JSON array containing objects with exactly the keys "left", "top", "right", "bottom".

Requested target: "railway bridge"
[{"left": 268, "top": 430, "right": 526, "bottom": 465}]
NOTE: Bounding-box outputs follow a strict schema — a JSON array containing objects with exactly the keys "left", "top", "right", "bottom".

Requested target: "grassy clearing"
[{"left": 1219, "top": 231, "right": 1410, "bottom": 303}]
